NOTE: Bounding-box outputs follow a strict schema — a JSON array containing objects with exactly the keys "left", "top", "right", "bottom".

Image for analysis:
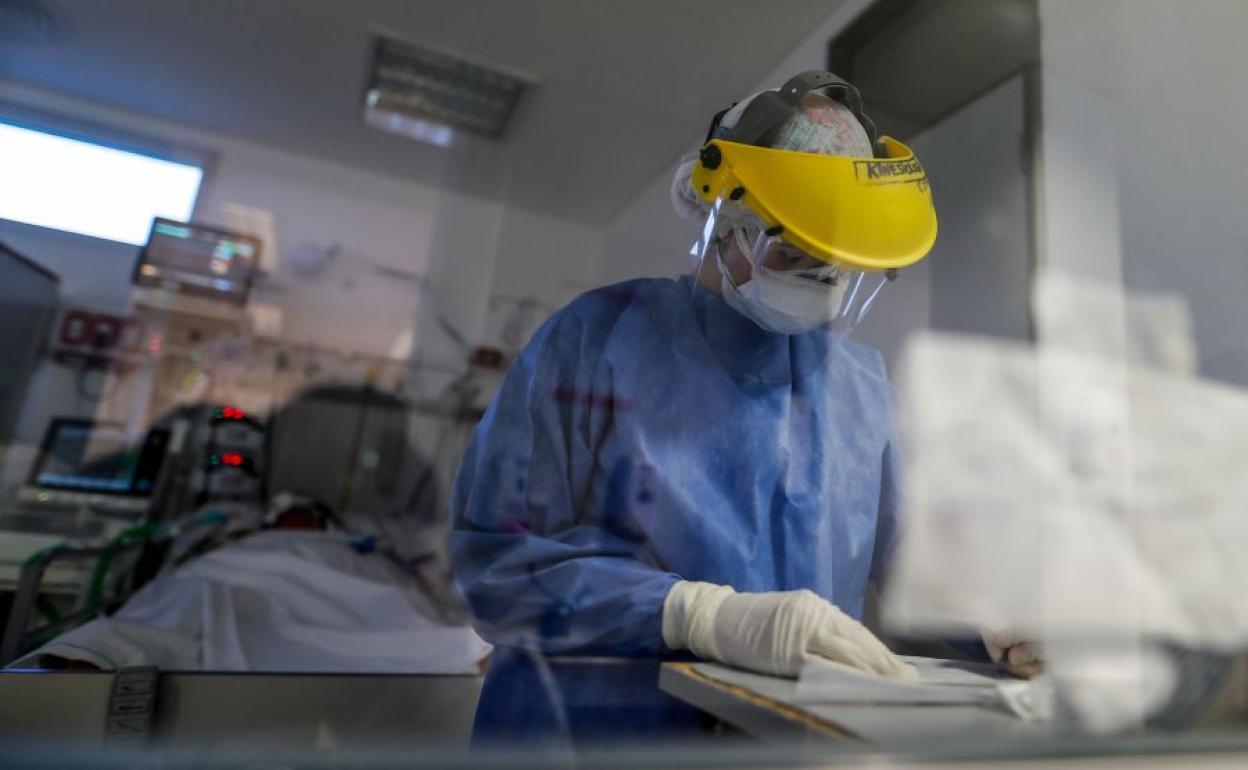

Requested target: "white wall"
[
  {"left": 0, "top": 78, "right": 611, "bottom": 353},
  {"left": 918, "top": 76, "right": 1032, "bottom": 338},
  {"left": 0, "top": 78, "right": 501, "bottom": 360},
  {"left": 490, "top": 208, "right": 603, "bottom": 319},
  {"left": 0, "top": 79, "right": 610, "bottom": 450},
  {"left": 1037, "top": 0, "right": 1248, "bottom": 385},
  {"left": 1034, "top": 0, "right": 1124, "bottom": 286}
]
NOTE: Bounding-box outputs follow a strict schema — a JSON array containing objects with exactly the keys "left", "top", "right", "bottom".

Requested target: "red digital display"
[{"left": 217, "top": 406, "right": 246, "bottom": 420}]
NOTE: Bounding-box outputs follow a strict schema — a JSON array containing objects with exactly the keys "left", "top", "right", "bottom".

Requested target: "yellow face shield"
[{"left": 690, "top": 135, "right": 937, "bottom": 271}]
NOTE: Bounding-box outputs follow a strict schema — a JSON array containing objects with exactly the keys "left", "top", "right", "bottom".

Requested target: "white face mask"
[{"left": 716, "top": 242, "right": 848, "bottom": 335}]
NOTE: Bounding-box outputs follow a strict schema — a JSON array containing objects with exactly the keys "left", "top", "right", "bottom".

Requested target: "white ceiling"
[{"left": 1, "top": 0, "right": 845, "bottom": 224}]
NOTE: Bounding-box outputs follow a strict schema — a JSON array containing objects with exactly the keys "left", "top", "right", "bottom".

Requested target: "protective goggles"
[
  {"left": 692, "top": 71, "right": 938, "bottom": 272},
  {"left": 693, "top": 195, "right": 896, "bottom": 333}
]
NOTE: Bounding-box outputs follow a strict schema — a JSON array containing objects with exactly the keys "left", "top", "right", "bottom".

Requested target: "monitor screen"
[
  {"left": 29, "top": 418, "right": 169, "bottom": 497},
  {"left": 134, "top": 218, "right": 260, "bottom": 304}
]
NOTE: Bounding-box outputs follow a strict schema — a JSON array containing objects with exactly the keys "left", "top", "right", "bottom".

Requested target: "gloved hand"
[
  {"left": 981, "top": 628, "right": 1044, "bottom": 679},
  {"left": 662, "top": 581, "right": 917, "bottom": 679}
]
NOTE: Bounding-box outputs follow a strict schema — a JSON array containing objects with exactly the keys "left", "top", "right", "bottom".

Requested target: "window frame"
[{"left": 0, "top": 100, "right": 219, "bottom": 246}]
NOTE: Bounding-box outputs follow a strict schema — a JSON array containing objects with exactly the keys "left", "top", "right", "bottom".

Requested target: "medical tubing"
[
  {"left": 21, "top": 545, "right": 71, "bottom": 623},
  {"left": 23, "top": 510, "right": 227, "bottom": 622},
  {"left": 86, "top": 523, "right": 158, "bottom": 611}
]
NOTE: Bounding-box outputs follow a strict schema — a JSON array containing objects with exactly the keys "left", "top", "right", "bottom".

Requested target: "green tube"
[{"left": 86, "top": 524, "right": 157, "bottom": 612}]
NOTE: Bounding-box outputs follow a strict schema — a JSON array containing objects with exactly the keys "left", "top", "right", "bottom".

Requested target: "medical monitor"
[
  {"left": 134, "top": 218, "right": 260, "bottom": 305},
  {"left": 27, "top": 418, "right": 169, "bottom": 498}
]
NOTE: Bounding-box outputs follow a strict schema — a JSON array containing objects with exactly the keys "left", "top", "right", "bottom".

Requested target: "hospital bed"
[{"left": 2, "top": 383, "right": 490, "bottom": 674}]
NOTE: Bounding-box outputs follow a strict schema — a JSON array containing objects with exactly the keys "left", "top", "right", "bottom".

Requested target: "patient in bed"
[{"left": 13, "top": 384, "right": 491, "bottom": 673}]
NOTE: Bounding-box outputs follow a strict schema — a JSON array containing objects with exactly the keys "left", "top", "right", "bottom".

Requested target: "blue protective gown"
[{"left": 450, "top": 274, "right": 902, "bottom": 658}]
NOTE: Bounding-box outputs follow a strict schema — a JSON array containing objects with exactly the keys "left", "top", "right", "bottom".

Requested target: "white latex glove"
[
  {"left": 981, "top": 628, "right": 1044, "bottom": 679},
  {"left": 662, "top": 581, "right": 917, "bottom": 680}
]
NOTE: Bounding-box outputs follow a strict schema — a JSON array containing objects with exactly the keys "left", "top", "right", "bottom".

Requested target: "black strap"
[
  {"left": 778, "top": 71, "right": 857, "bottom": 102},
  {"left": 707, "top": 70, "right": 884, "bottom": 157},
  {"left": 703, "top": 104, "right": 735, "bottom": 145}
]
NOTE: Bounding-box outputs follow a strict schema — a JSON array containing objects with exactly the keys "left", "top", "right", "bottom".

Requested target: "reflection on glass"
[{"left": 1, "top": 0, "right": 1247, "bottom": 764}]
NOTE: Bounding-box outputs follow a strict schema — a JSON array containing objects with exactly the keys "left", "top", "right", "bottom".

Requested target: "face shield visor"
[{"left": 692, "top": 195, "right": 895, "bottom": 335}]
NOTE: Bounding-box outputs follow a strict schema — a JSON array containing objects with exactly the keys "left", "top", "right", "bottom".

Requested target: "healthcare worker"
[{"left": 452, "top": 72, "right": 939, "bottom": 731}]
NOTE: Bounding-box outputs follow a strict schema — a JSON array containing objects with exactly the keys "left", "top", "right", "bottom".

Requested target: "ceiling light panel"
[{"left": 364, "top": 35, "right": 530, "bottom": 145}]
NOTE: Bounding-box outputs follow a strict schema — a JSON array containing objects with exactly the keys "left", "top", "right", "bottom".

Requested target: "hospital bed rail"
[{"left": 1, "top": 533, "right": 153, "bottom": 666}]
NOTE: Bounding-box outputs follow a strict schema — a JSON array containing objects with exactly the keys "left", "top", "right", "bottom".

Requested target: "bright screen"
[
  {"left": 135, "top": 219, "right": 258, "bottom": 303},
  {"left": 0, "top": 121, "right": 204, "bottom": 245},
  {"left": 35, "top": 423, "right": 142, "bottom": 493}
]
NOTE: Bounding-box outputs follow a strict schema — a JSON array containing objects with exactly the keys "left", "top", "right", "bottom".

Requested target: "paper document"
[
  {"left": 794, "top": 655, "right": 1051, "bottom": 717},
  {"left": 795, "top": 656, "right": 1051, "bottom": 721}
]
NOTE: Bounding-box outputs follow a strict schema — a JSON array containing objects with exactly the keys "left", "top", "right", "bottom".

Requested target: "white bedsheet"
[{"left": 15, "top": 530, "right": 491, "bottom": 673}]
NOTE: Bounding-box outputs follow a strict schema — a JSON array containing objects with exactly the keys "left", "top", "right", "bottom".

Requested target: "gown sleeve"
[{"left": 450, "top": 298, "right": 682, "bottom": 656}]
